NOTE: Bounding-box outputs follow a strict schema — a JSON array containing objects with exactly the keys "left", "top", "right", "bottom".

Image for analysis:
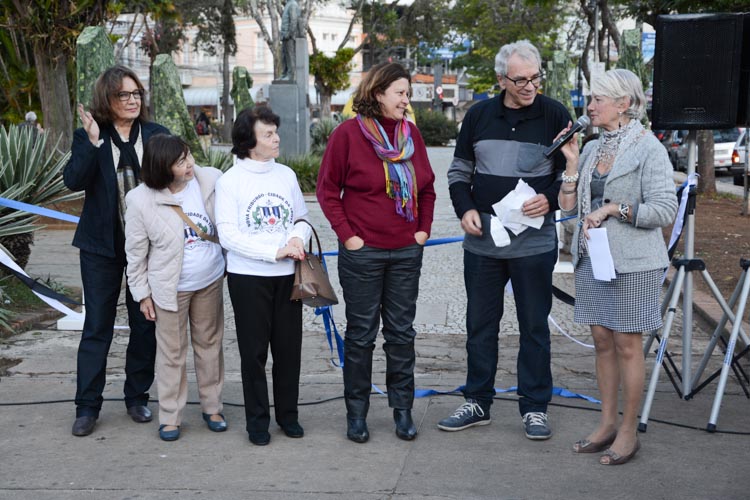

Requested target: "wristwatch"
[{"left": 619, "top": 203, "right": 630, "bottom": 222}]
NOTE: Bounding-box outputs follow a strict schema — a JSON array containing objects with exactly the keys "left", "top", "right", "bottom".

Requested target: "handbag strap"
[
  {"left": 171, "top": 205, "right": 220, "bottom": 244},
  {"left": 293, "top": 219, "right": 322, "bottom": 256}
]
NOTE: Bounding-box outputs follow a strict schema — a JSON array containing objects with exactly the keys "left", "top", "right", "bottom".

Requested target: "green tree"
[
  {"left": 360, "top": 0, "right": 451, "bottom": 69},
  {"left": 0, "top": 21, "right": 39, "bottom": 125},
  {"left": 0, "top": 0, "right": 108, "bottom": 151},
  {"left": 183, "top": 0, "right": 237, "bottom": 141},
  {"left": 309, "top": 48, "right": 355, "bottom": 118},
  {"left": 307, "top": 0, "right": 451, "bottom": 117},
  {"left": 448, "top": 0, "right": 568, "bottom": 93}
]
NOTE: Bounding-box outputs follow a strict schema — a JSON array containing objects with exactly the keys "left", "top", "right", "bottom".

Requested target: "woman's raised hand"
[
  {"left": 77, "top": 104, "right": 100, "bottom": 146},
  {"left": 554, "top": 120, "right": 580, "bottom": 165}
]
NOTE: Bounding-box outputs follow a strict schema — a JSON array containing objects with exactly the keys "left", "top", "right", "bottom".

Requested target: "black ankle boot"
[
  {"left": 346, "top": 417, "right": 369, "bottom": 443},
  {"left": 393, "top": 409, "right": 417, "bottom": 441}
]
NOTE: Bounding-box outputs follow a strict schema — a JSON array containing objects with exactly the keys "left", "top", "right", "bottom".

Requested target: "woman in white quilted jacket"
[{"left": 125, "top": 134, "right": 226, "bottom": 442}]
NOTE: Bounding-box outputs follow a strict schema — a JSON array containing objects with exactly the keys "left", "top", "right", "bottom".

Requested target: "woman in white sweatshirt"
[{"left": 214, "top": 106, "right": 311, "bottom": 446}]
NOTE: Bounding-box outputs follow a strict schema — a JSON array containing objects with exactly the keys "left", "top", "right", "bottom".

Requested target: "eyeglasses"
[
  {"left": 504, "top": 74, "right": 544, "bottom": 89},
  {"left": 115, "top": 90, "right": 145, "bottom": 102}
]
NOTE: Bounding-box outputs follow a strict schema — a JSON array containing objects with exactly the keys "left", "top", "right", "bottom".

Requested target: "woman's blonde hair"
[{"left": 590, "top": 68, "right": 647, "bottom": 120}]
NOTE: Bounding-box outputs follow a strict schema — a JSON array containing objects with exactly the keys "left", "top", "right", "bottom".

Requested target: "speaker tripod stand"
[{"left": 639, "top": 133, "right": 750, "bottom": 432}]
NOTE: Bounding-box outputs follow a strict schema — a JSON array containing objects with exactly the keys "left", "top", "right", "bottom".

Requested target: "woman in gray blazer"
[{"left": 557, "top": 69, "right": 677, "bottom": 466}]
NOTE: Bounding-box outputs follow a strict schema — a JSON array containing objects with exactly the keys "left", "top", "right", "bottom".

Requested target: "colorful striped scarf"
[{"left": 356, "top": 114, "right": 418, "bottom": 221}]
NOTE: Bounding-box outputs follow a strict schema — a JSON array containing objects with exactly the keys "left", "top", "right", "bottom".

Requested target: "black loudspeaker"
[
  {"left": 652, "top": 14, "right": 745, "bottom": 129},
  {"left": 738, "top": 14, "right": 750, "bottom": 125}
]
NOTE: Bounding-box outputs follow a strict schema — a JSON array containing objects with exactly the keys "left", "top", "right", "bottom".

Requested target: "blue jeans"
[
  {"left": 462, "top": 248, "right": 556, "bottom": 415},
  {"left": 75, "top": 249, "right": 156, "bottom": 417}
]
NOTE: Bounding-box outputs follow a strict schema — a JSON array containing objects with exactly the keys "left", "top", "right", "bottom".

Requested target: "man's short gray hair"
[
  {"left": 494, "top": 40, "right": 542, "bottom": 76},
  {"left": 590, "top": 69, "right": 647, "bottom": 120},
  {"left": 25, "top": 111, "right": 37, "bottom": 122}
]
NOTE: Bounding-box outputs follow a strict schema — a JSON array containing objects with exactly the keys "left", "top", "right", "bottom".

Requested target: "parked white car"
[
  {"left": 732, "top": 128, "right": 748, "bottom": 186},
  {"left": 668, "top": 128, "right": 743, "bottom": 171}
]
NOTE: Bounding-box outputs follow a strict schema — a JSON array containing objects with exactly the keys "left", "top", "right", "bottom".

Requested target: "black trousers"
[
  {"left": 75, "top": 249, "right": 156, "bottom": 418},
  {"left": 338, "top": 243, "right": 424, "bottom": 412},
  {"left": 227, "top": 272, "right": 302, "bottom": 433}
]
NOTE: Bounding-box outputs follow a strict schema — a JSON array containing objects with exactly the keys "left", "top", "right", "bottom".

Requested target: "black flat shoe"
[
  {"left": 249, "top": 431, "right": 271, "bottom": 446},
  {"left": 393, "top": 409, "right": 417, "bottom": 441},
  {"left": 346, "top": 417, "right": 369, "bottom": 443},
  {"left": 280, "top": 421, "right": 304, "bottom": 438},
  {"left": 126, "top": 405, "right": 153, "bottom": 423},
  {"left": 72, "top": 416, "right": 97, "bottom": 436}
]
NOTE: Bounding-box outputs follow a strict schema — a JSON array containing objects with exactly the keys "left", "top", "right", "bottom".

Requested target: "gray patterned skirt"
[{"left": 574, "top": 256, "right": 664, "bottom": 333}]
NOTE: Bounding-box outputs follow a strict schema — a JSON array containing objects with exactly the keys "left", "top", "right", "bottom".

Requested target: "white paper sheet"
[
  {"left": 491, "top": 179, "right": 544, "bottom": 239},
  {"left": 490, "top": 216, "right": 511, "bottom": 247},
  {"left": 586, "top": 228, "right": 616, "bottom": 281}
]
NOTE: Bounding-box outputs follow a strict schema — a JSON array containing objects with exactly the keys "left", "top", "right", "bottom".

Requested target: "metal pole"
[
  {"left": 743, "top": 130, "right": 749, "bottom": 216},
  {"left": 681, "top": 131, "right": 697, "bottom": 396}
]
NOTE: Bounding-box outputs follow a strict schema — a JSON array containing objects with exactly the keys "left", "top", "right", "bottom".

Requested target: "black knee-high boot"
[
  {"left": 384, "top": 342, "right": 415, "bottom": 409},
  {"left": 343, "top": 342, "right": 373, "bottom": 442},
  {"left": 384, "top": 342, "right": 417, "bottom": 440}
]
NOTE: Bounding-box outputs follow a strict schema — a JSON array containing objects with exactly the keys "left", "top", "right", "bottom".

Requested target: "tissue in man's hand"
[{"left": 492, "top": 179, "right": 544, "bottom": 236}]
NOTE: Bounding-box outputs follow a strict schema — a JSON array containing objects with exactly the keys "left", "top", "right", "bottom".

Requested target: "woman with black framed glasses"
[{"left": 64, "top": 65, "right": 169, "bottom": 437}]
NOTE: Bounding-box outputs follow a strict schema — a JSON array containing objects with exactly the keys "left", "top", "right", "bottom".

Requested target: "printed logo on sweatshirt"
[
  {"left": 183, "top": 211, "right": 214, "bottom": 250},
  {"left": 245, "top": 193, "right": 293, "bottom": 234}
]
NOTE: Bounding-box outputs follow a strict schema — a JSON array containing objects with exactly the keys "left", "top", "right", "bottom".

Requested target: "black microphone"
[{"left": 543, "top": 115, "right": 590, "bottom": 158}]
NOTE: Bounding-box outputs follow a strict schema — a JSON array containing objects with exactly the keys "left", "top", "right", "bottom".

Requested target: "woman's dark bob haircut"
[
  {"left": 90, "top": 65, "right": 149, "bottom": 126},
  {"left": 232, "top": 106, "right": 280, "bottom": 159},
  {"left": 352, "top": 62, "right": 411, "bottom": 119},
  {"left": 141, "top": 134, "right": 190, "bottom": 190}
]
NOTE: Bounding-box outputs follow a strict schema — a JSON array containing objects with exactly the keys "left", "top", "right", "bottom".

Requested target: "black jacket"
[{"left": 64, "top": 121, "right": 169, "bottom": 258}]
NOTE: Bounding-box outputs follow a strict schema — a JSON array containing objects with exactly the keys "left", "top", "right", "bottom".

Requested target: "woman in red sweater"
[{"left": 317, "top": 62, "right": 436, "bottom": 443}]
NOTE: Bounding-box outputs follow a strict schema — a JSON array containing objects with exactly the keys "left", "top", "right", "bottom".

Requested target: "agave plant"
[
  {"left": 0, "top": 125, "right": 81, "bottom": 268},
  {"left": 203, "top": 147, "right": 234, "bottom": 173},
  {"left": 310, "top": 118, "right": 340, "bottom": 155}
]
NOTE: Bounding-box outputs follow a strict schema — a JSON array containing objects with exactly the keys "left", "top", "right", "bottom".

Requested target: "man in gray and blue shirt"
[{"left": 440, "top": 40, "right": 572, "bottom": 440}]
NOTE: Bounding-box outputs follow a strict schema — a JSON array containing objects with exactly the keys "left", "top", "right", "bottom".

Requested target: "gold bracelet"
[{"left": 561, "top": 189, "right": 577, "bottom": 194}]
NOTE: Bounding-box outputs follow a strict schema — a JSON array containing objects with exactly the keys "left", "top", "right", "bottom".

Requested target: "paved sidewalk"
[{"left": 1, "top": 148, "right": 748, "bottom": 499}]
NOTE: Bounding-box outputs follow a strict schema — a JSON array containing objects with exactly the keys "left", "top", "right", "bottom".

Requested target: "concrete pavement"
[{"left": 1, "top": 148, "right": 749, "bottom": 499}]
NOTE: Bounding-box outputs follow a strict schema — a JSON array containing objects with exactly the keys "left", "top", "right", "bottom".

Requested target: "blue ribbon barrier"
[
  {"left": 0, "top": 197, "right": 80, "bottom": 224},
  {"left": 316, "top": 305, "right": 345, "bottom": 368},
  {"left": 315, "top": 245, "right": 600, "bottom": 405},
  {"left": 414, "top": 385, "right": 600, "bottom": 404}
]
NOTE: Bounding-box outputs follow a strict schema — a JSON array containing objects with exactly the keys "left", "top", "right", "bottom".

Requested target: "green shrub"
[
  {"left": 279, "top": 153, "right": 322, "bottom": 193},
  {"left": 413, "top": 108, "right": 458, "bottom": 146},
  {"left": 203, "top": 147, "right": 234, "bottom": 172},
  {"left": 0, "top": 125, "right": 81, "bottom": 267},
  {"left": 310, "top": 118, "right": 339, "bottom": 155}
]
